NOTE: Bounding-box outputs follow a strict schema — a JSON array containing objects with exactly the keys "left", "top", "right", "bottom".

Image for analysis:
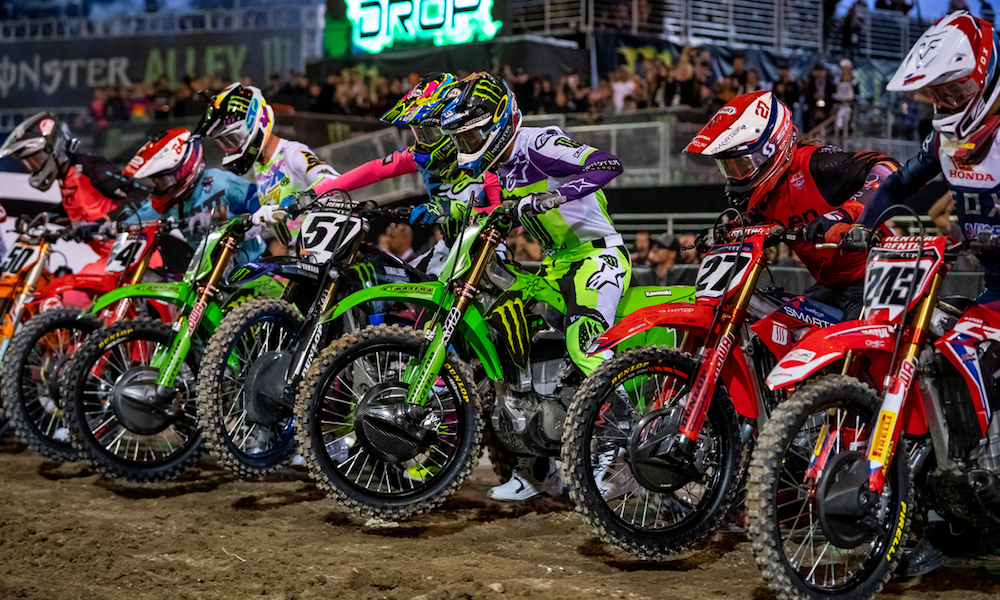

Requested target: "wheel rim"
[
  {"left": 21, "top": 324, "right": 87, "bottom": 444},
  {"left": 314, "top": 341, "right": 465, "bottom": 498},
  {"left": 773, "top": 401, "right": 896, "bottom": 593},
  {"left": 586, "top": 365, "right": 726, "bottom": 532},
  {"left": 218, "top": 315, "right": 297, "bottom": 462},
  {"left": 80, "top": 334, "right": 198, "bottom": 464}
]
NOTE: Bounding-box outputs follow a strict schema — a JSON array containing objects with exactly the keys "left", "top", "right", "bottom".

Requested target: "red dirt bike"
[
  {"left": 561, "top": 220, "right": 846, "bottom": 558},
  {"left": 1, "top": 217, "right": 184, "bottom": 461},
  {"left": 747, "top": 225, "right": 1000, "bottom": 600}
]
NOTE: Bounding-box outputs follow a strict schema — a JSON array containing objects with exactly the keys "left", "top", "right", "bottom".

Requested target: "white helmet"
[
  {"left": 195, "top": 83, "right": 274, "bottom": 175},
  {"left": 888, "top": 11, "right": 1000, "bottom": 156}
]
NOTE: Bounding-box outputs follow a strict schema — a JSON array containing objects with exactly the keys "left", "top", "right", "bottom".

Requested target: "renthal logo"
[{"left": 948, "top": 170, "right": 995, "bottom": 181}]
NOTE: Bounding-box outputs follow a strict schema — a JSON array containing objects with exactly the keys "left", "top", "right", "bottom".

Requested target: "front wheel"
[
  {"left": 296, "top": 324, "right": 483, "bottom": 519},
  {"left": 747, "top": 374, "right": 912, "bottom": 600},
  {"left": 562, "top": 346, "right": 742, "bottom": 558},
  {"left": 1, "top": 308, "right": 101, "bottom": 461},
  {"left": 62, "top": 319, "right": 204, "bottom": 482},
  {"left": 196, "top": 298, "right": 303, "bottom": 478}
]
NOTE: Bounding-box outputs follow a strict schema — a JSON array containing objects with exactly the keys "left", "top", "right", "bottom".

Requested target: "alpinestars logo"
[{"left": 586, "top": 263, "right": 623, "bottom": 290}]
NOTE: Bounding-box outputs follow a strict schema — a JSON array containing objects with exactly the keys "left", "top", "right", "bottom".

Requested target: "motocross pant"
[
  {"left": 803, "top": 281, "right": 864, "bottom": 320},
  {"left": 538, "top": 238, "right": 631, "bottom": 376}
]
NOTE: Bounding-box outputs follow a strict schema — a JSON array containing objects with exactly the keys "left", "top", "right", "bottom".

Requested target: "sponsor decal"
[
  {"left": 771, "top": 322, "right": 788, "bottom": 345},
  {"left": 188, "top": 300, "right": 206, "bottom": 334},
  {"left": 127, "top": 155, "right": 144, "bottom": 170},
  {"left": 444, "top": 362, "right": 469, "bottom": 402},
  {"left": 40, "top": 296, "right": 63, "bottom": 311},
  {"left": 38, "top": 118, "right": 54, "bottom": 136},
  {"left": 791, "top": 171, "right": 806, "bottom": 189},
  {"left": 298, "top": 263, "right": 320, "bottom": 273},
  {"left": 643, "top": 289, "right": 674, "bottom": 297},
  {"left": 785, "top": 348, "right": 816, "bottom": 363},
  {"left": 611, "top": 361, "right": 650, "bottom": 386},
  {"left": 782, "top": 306, "right": 836, "bottom": 328},
  {"left": 719, "top": 106, "right": 737, "bottom": 115},
  {"left": 384, "top": 266, "right": 407, "bottom": 278},
  {"left": 868, "top": 411, "right": 896, "bottom": 463},
  {"left": 98, "top": 328, "right": 134, "bottom": 349},
  {"left": 886, "top": 501, "right": 908, "bottom": 562},
  {"left": 948, "top": 169, "right": 995, "bottom": 181}
]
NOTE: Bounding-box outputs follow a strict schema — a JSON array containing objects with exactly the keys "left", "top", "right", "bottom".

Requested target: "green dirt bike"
[
  {"left": 194, "top": 196, "right": 425, "bottom": 478},
  {"left": 62, "top": 214, "right": 285, "bottom": 482},
  {"left": 294, "top": 201, "right": 695, "bottom": 519}
]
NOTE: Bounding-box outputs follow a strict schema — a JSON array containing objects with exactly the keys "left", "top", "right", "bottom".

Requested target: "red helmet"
[
  {"left": 125, "top": 129, "right": 204, "bottom": 214},
  {"left": 685, "top": 91, "right": 796, "bottom": 212}
]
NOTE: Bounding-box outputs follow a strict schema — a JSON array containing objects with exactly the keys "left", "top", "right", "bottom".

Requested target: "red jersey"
[{"left": 756, "top": 144, "right": 898, "bottom": 287}]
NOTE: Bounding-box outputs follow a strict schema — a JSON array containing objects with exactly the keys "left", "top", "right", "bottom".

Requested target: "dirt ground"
[{"left": 2, "top": 439, "right": 1000, "bottom": 600}]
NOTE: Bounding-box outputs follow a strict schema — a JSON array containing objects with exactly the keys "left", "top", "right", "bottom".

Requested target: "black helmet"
[{"left": 0, "top": 112, "right": 76, "bottom": 191}]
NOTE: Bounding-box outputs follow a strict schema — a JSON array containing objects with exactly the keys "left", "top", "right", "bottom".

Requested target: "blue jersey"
[{"left": 130, "top": 168, "right": 265, "bottom": 263}]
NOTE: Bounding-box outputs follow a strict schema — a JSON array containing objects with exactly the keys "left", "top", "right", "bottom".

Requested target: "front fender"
[
  {"left": 326, "top": 282, "right": 503, "bottom": 382},
  {"left": 766, "top": 320, "right": 897, "bottom": 391},
  {"left": 85, "top": 282, "right": 194, "bottom": 316},
  {"left": 591, "top": 303, "right": 712, "bottom": 355}
]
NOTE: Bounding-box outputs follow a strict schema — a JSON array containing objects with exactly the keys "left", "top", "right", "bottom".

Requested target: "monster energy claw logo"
[
  {"left": 578, "top": 319, "right": 603, "bottom": 352},
  {"left": 488, "top": 295, "right": 529, "bottom": 370}
]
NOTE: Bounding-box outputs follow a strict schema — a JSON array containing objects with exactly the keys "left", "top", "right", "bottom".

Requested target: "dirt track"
[{"left": 2, "top": 438, "right": 1000, "bottom": 600}]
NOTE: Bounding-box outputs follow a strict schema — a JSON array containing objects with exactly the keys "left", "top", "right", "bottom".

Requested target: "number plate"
[
  {"left": 695, "top": 243, "right": 754, "bottom": 299},
  {"left": 106, "top": 232, "right": 148, "bottom": 274},
  {"left": 863, "top": 243, "right": 940, "bottom": 321},
  {"left": 298, "top": 211, "right": 364, "bottom": 264},
  {"left": 1, "top": 242, "right": 38, "bottom": 274}
]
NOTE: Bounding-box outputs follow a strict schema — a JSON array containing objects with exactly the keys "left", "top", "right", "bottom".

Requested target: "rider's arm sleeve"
[
  {"left": 287, "top": 147, "right": 341, "bottom": 205},
  {"left": 859, "top": 133, "right": 942, "bottom": 228},
  {"left": 528, "top": 130, "right": 623, "bottom": 201},
  {"left": 478, "top": 171, "right": 503, "bottom": 212},
  {"left": 221, "top": 172, "right": 259, "bottom": 215},
  {"left": 320, "top": 149, "right": 419, "bottom": 195},
  {"left": 809, "top": 147, "right": 902, "bottom": 221}
]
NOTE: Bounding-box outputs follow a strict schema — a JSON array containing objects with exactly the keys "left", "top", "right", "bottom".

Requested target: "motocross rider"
[
  {"left": 439, "top": 71, "right": 630, "bottom": 501},
  {"left": 0, "top": 111, "right": 149, "bottom": 258},
  {"left": 686, "top": 91, "right": 900, "bottom": 319},
  {"left": 195, "top": 83, "right": 341, "bottom": 253},
  {"left": 328, "top": 73, "right": 502, "bottom": 275},
  {"left": 854, "top": 11, "right": 1000, "bottom": 575},
  {"left": 123, "top": 128, "right": 266, "bottom": 264}
]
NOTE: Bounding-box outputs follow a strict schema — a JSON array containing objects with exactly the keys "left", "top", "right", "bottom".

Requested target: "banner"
[{"left": 0, "top": 30, "right": 302, "bottom": 109}]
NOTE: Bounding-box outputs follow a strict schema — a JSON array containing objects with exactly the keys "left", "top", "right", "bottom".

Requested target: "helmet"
[
  {"left": 124, "top": 129, "right": 205, "bottom": 214},
  {"left": 439, "top": 72, "right": 521, "bottom": 178},
  {"left": 887, "top": 11, "right": 1000, "bottom": 157},
  {"left": 684, "top": 91, "right": 796, "bottom": 213},
  {"left": 195, "top": 83, "right": 273, "bottom": 175},
  {"left": 0, "top": 112, "right": 76, "bottom": 191},
  {"left": 381, "top": 73, "right": 460, "bottom": 174}
]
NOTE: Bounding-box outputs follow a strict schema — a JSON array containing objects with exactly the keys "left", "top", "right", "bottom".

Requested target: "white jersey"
[{"left": 254, "top": 138, "right": 340, "bottom": 207}]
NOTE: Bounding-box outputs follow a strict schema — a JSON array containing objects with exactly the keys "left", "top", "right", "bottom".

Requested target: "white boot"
[
  {"left": 593, "top": 448, "right": 641, "bottom": 500},
  {"left": 488, "top": 457, "right": 563, "bottom": 501}
]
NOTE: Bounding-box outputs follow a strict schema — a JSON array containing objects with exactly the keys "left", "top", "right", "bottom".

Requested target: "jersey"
[
  {"left": 60, "top": 152, "right": 148, "bottom": 223},
  {"left": 131, "top": 168, "right": 265, "bottom": 263},
  {"left": 253, "top": 138, "right": 341, "bottom": 207},
  {"left": 497, "top": 126, "right": 623, "bottom": 252},
  {"left": 330, "top": 147, "right": 502, "bottom": 209},
  {"left": 861, "top": 131, "right": 1000, "bottom": 288},
  {"left": 756, "top": 145, "right": 898, "bottom": 287}
]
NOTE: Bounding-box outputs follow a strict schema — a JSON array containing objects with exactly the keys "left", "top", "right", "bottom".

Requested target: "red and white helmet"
[
  {"left": 125, "top": 129, "right": 204, "bottom": 214},
  {"left": 685, "top": 91, "right": 796, "bottom": 213},
  {"left": 888, "top": 11, "right": 1000, "bottom": 156}
]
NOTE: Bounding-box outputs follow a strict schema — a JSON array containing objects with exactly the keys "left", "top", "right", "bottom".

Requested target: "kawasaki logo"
[{"left": 949, "top": 170, "right": 995, "bottom": 181}]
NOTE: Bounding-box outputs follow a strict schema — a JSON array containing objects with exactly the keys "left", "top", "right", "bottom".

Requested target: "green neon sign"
[{"left": 346, "top": 0, "right": 502, "bottom": 54}]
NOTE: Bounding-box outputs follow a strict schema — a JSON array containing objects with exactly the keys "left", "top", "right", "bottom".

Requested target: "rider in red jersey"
[
  {"left": 0, "top": 112, "right": 148, "bottom": 259},
  {"left": 686, "top": 91, "right": 899, "bottom": 318}
]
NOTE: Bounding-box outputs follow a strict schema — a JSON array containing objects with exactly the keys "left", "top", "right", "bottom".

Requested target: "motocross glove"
[
  {"left": 72, "top": 219, "right": 106, "bottom": 242},
  {"left": 823, "top": 222, "right": 855, "bottom": 245},
  {"left": 804, "top": 208, "right": 852, "bottom": 243},
  {"left": 410, "top": 199, "right": 453, "bottom": 229},
  {"left": 252, "top": 204, "right": 285, "bottom": 226},
  {"left": 517, "top": 192, "right": 566, "bottom": 219}
]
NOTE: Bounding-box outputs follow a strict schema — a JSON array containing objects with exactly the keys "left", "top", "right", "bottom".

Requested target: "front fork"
[
  {"left": 402, "top": 229, "right": 502, "bottom": 405},
  {"left": 0, "top": 243, "right": 51, "bottom": 362},
  {"left": 152, "top": 238, "right": 236, "bottom": 394},
  {"left": 104, "top": 250, "right": 152, "bottom": 325}
]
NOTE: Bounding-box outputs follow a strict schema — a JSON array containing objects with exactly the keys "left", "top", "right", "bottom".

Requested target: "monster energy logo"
[
  {"left": 520, "top": 216, "right": 555, "bottom": 248},
  {"left": 351, "top": 263, "right": 377, "bottom": 288},
  {"left": 554, "top": 137, "right": 582, "bottom": 149},
  {"left": 230, "top": 266, "right": 254, "bottom": 283},
  {"left": 601, "top": 255, "right": 619, "bottom": 269},
  {"left": 488, "top": 295, "right": 530, "bottom": 370},
  {"left": 577, "top": 319, "right": 604, "bottom": 353}
]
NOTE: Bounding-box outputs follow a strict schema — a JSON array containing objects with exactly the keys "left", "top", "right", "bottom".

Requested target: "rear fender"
[
  {"left": 766, "top": 320, "right": 896, "bottom": 391},
  {"left": 591, "top": 303, "right": 712, "bottom": 355},
  {"left": 228, "top": 257, "right": 322, "bottom": 288},
  {"left": 85, "top": 282, "right": 193, "bottom": 316},
  {"left": 326, "top": 282, "right": 503, "bottom": 381}
]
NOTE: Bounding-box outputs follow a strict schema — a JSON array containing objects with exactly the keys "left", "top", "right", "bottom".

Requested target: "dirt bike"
[
  {"left": 1, "top": 218, "right": 186, "bottom": 462},
  {"left": 747, "top": 223, "right": 1000, "bottom": 600},
  {"left": 195, "top": 195, "right": 424, "bottom": 478},
  {"left": 293, "top": 199, "right": 695, "bottom": 519},
  {"left": 561, "top": 220, "right": 848, "bottom": 558},
  {"left": 0, "top": 214, "right": 107, "bottom": 442},
  {"left": 61, "top": 214, "right": 284, "bottom": 482}
]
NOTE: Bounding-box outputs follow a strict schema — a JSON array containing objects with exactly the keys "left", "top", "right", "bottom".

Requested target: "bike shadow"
[
  {"left": 94, "top": 463, "right": 236, "bottom": 499},
  {"left": 37, "top": 460, "right": 94, "bottom": 480},
  {"left": 577, "top": 530, "right": 746, "bottom": 573},
  {"left": 884, "top": 561, "right": 1000, "bottom": 595},
  {"left": 232, "top": 482, "right": 327, "bottom": 511}
]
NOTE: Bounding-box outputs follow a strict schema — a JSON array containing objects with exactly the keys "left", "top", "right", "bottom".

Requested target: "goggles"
[
  {"left": 412, "top": 126, "right": 444, "bottom": 146},
  {"left": 21, "top": 151, "right": 49, "bottom": 174},
  {"left": 215, "top": 128, "right": 248, "bottom": 156},
  {"left": 716, "top": 147, "right": 771, "bottom": 182},
  {"left": 449, "top": 128, "right": 489, "bottom": 155},
  {"left": 926, "top": 76, "right": 981, "bottom": 112},
  {"left": 149, "top": 173, "right": 178, "bottom": 198}
]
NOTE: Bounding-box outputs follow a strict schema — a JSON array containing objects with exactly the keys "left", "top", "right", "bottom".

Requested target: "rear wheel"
[
  {"left": 747, "top": 375, "right": 912, "bottom": 600},
  {"left": 296, "top": 324, "right": 483, "bottom": 519},
  {"left": 2, "top": 308, "right": 100, "bottom": 461},
  {"left": 63, "top": 319, "right": 204, "bottom": 482},
  {"left": 562, "top": 346, "right": 742, "bottom": 558},
  {"left": 196, "top": 298, "right": 303, "bottom": 478}
]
